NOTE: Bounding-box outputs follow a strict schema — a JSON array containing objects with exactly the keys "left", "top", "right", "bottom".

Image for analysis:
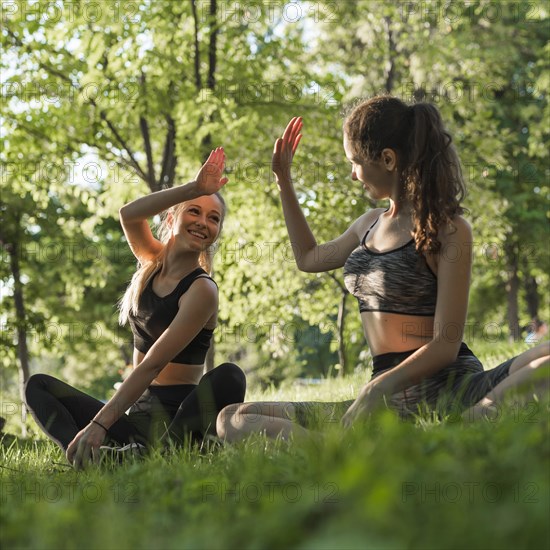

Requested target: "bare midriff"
[
  {"left": 361, "top": 311, "right": 435, "bottom": 356},
  {"left": 133, "top": 349, "right": 204, "bottom": 385}
]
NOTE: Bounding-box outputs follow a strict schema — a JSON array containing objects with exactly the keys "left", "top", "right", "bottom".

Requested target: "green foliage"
[{"left": 1, "top": 0, "right": 548, "bottom": 392}]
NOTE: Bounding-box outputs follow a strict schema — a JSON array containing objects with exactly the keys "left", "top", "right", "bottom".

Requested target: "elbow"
[
  {"left": 295, "top": 250, "right": 318, "bottom": 273},
  {"left": 296, "top": 263, "right": 317, "bottom": 273},
  {"left": 119, "top": 204, "right": 130, "bottom": 220},
  {"left": 119, "top": 204, "right": 140, "bottom": 225},
  {"left": 295, "top": 259, "right": 313, "bottom": 273}
]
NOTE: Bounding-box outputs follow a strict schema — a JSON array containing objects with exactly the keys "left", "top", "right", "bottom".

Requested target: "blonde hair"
[{"left": 118, "top": 192, "right": 226, "bottom": 325}]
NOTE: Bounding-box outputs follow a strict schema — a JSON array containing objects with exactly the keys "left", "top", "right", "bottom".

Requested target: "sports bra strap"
[
  {"left": 361, "top": 211, "right": 385, "bottom": 246},
  {"left": 193, "top": 274, "right": 218, "bottom": 288}
]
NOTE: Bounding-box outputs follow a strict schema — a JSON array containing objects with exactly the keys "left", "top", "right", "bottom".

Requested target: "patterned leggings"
[{"left": 290, "top": 343, "right": 514, "bottom": 425}]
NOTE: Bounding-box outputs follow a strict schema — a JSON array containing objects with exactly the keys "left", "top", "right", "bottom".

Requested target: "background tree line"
[{"left": 1, "top": 1, "right": 548, "bottom": 411}]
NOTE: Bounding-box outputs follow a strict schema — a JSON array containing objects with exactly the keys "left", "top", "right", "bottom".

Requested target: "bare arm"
[
  {"left": 273, "top": 117, "right": 365, "bottom": 272},
  {"left": 66, "top": 279, "right": 218, "bottom": 466},
  {"left": 343, "top": 217, "right": 473, "bottom": 424},
  {"left": 120, "top": 148, "right": 227, "bottom": 264}
]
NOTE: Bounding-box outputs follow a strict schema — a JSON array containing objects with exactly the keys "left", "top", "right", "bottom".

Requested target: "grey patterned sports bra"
[{"left": 343, "top": 212, "right": 437, "bottom": 316}]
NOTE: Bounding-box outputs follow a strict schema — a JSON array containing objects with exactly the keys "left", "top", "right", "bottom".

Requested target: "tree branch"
[
  {"left": 97, "top": 110, "right": 148, "bottom": 181},
  {"left": 208, "top": 0, "right": 218, "bottom": 90},
  {"left": 191, "top": 0, "right": 202, "bottom": 91},
  {"left": 139, "top": 115, "right": 156, "bottom": 187},
  {"left": 326, "top": 272, "right": 347, "bottom": 293},
  {"left": 139, "top": 71, "right": 156, "bottom": 186},
  {"left": 5, "top": 25, "right": 148, "bottom": 183},
  {"left": 158, "top": 115, "right": 177, "bottom": 190},
  {"left": 384, "top": 16, "right": 396, "bottom": 94}
]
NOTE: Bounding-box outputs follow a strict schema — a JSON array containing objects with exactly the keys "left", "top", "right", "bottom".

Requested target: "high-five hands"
[
  {"left": 272, "top": 117, "right": 303, "bottom": 184},
  {"left": 194, "top": 147, "right": 228, "bottom": 195}
]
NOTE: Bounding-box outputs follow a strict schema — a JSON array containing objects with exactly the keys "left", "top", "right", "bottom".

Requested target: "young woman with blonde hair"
[{"left": 26, "top": 148, "right": 246, "bottom": 468}]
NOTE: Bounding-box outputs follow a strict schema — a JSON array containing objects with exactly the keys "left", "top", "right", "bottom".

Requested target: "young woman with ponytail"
[
  {"left": 26, "top": 148, "right": 246, "bottom": 468},
  {"left": 217, "top": 96, "right": 549, "bottom": 441}
]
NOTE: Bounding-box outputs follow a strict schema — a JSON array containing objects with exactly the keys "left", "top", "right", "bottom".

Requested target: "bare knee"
[
  {"left": 521, "top": 354, "right": 549, "bottom": 373},
  {"left": 216, "top": 402, "right": 267, "bottom": 440},
  {"left": 216, "top": 403, "right": 241, "bottom": 440},
  {"left": 526, "top": 341, "right": 550, "bottom": 363},
  {"left": 510, "top": 347, "right": 550, "bottom": 375}
]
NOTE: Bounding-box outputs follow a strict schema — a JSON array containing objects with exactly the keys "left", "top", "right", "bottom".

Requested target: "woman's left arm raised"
[{"left": 343, "top": 217, "right": 473, "bottom": 425}]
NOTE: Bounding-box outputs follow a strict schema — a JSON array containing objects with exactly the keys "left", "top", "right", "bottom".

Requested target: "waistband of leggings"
[{"left": 372, "top": 342, "right": 474, "bottom": 376}]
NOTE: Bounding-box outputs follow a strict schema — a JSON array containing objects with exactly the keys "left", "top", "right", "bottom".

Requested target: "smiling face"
[{"left": 172, "top": 194, "right": 224, "bottom": 251}]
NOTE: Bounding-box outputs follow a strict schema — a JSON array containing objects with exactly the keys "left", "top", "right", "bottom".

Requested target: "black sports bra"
[
  {"left": 128, "top": 267, "right": 215, "bottom": 364},
  {"left": 343, "top": 214, "right": 437, "bottom": 316}
]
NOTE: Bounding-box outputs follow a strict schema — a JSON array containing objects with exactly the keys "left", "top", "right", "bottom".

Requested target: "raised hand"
[
  {"left": 272, "top": 117, "right": 303, "bottom": 184},
  {"left": 194, "top": 147, "right": 228, "bottom": 195}
]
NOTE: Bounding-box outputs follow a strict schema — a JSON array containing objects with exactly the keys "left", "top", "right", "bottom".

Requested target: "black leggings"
[{"left": 25, "top": 363, "right": 246, "bottom": 450}]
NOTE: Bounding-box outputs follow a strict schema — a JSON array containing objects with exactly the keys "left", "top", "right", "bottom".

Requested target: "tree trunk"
[
  {"left": 8, "top": 235, "right": 30, "bottom": 436},
  {"left": 524, "top": 272, "right": 539, "bottom": 321},
  {"left": 327, "top": 272, "right": 349, "bottom": 377},
  {"left": 504, "top": 242, "right": 521, "bottom": 341},
  {"left": 384, "top": 16, "right": 396, "bottom": 93},
  {"left": 336, "top": 289, "right": 348, "bottom": 377}
]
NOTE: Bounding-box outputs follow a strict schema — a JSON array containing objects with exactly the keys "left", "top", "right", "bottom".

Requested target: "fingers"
[
  {"left": 292, "top": 134, "right": 302, "bottom": 155},
  {"left": 91, "top": 446, "right": 101, "bottom": 465},
  {"left": 73, "top": 440, "right": 88, "bottom": 470},
  {"left": 282, "top": 117, "right": 302, "bottom": 144},
  {"left": 273, "top": 118, "right": 302, "bottom": 161},
  {"left": 66, "top": 443, "right": 75, "bottom": 464},
  {"left": 289, "top": 117, "right": 302, "bottom": 145},
  {"left": 67, "top": 438, "right": 96, "bottom": 470},
  {"left": 281, "top": 118, "right": 302, "bottom": 158},
  {"left": 281, "top": 117, "right": 297, "bottom": 143},
  {"left": 205, "top": 150, "right": 215, "bottom": 164},
  {"left": 208, "top": 147, "right": 226, "bottom": 173}
]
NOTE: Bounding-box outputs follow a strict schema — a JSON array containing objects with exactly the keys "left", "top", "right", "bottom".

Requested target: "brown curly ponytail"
[{"left": 343, "top": 95, "right": 466, "bottom": 255}]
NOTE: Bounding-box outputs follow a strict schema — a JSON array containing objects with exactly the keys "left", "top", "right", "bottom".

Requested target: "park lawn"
[{"left": 1, "top": 342, "right": 549, "bottom": 550}]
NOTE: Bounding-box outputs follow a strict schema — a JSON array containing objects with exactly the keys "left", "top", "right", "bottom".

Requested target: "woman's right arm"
[
  {"left": 119, "top": 147, "right": 227, "bottom": 264},
  {"left": 273, "top": 117, "right": 363, "bottom": 272}
]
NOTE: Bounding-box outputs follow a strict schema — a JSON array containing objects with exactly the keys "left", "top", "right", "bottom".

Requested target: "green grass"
[{"left": 1, "top": 344, "right": 549, "bottom": 550}]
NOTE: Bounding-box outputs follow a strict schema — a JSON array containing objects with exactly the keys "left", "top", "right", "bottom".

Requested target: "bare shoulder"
[
  {"left": 438, "top": 215, "right": 473, "bottom": 244},
  {"left": 352, "top": 207, "right": 386, "bottom": 238},
  {"left": 177, "top": 276, "right": 218, "bottom": 311},
  {"left": 188, "top": 276, "right": 218, "bottom": 297}
]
